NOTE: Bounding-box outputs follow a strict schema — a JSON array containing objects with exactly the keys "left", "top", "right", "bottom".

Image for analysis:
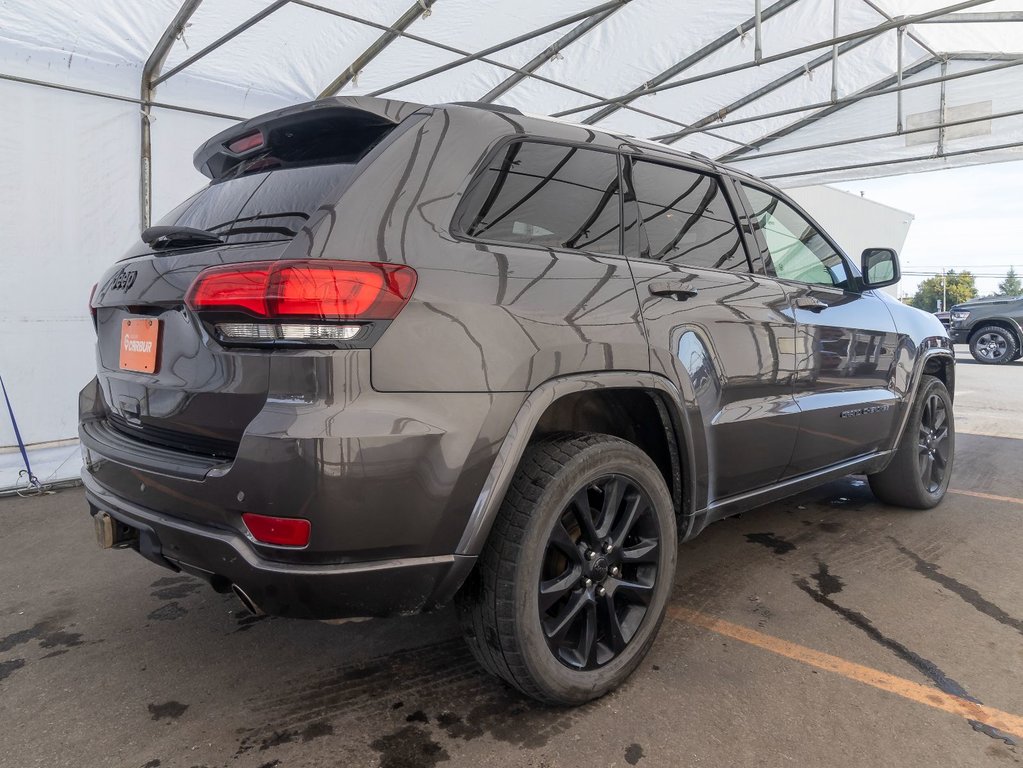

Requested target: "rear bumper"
[{"left": 83, "top": 471, "right": 475, "bottom": 619}]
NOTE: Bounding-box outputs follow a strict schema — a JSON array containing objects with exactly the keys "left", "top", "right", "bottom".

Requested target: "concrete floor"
[{"left": 2, "top": 350, "right": 1021, "bottom": 768}]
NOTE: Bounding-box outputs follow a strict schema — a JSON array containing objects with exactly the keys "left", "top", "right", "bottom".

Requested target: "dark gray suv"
[{"left": 81, "top": 96, "right": 955, "bottom": 705}]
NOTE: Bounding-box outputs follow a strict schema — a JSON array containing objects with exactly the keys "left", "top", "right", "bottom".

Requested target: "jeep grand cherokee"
[{"left": 81, "top": 96, "right": 955, "bottom": 705}]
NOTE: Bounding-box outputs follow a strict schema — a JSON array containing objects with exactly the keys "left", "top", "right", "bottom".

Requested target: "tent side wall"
[{"left": 0, "top": 79, "right": 226, "bottom": 489}]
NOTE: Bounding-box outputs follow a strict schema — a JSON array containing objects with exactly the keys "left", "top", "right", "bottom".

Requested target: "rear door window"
[
  {"left": 630, "top": 160, "right": 748, "bottom": 271},
  {"left": 455, "top": 141, "right": 623, "bottom": 255}
]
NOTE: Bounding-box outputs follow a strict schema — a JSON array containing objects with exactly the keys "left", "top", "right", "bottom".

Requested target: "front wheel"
[
  {"left": 969, "top": 326, "right": 1019, "bottom": 364},
  {"left": 868, "top": 375, "right": 954, "bottom": 509},
  {"left": 457, "top": 433, "right": 677, "bottom": 705}
]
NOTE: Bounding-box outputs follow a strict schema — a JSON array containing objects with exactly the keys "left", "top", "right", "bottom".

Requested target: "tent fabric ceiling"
[{"left": 2, "top": 0, "right": 1022, "bottom": 186}]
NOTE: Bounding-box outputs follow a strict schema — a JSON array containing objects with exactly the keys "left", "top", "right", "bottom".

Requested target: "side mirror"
[{"left": 861, "top": 247, "right": 900, "bottom": 289}]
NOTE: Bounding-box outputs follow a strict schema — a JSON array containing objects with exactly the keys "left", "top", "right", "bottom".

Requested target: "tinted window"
[
  {"left": 155, "top": 165, "right": 354, "bottom": 245},
  {"left": 631, "top": 160, "right": 747, "bottom": 271},
  {"left": 741, "top": 185, "right": 850, "bottom": 287},
  {"left": 457, "top": 141, "right": 622, "bottom": 254}
]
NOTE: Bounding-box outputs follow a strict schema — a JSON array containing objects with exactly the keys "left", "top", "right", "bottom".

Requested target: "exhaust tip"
[{"left": 231, "top": 584, "right": 264, "bottom": 617}]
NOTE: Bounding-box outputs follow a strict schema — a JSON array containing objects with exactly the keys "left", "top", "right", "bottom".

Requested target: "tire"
[
  {"left": 969, "top": 325, "right": 1019, "bottom": 364},
  {"left": 868, "top": 375, "right": 954, "bottom": 509},
  {"left": 457, "top": 433, "right": 677, "bottom": 705}
]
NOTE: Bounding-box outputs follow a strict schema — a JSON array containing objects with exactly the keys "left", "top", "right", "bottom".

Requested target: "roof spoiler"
[{"left": 193, "top": 96, "right": 424, "bottom": 180}]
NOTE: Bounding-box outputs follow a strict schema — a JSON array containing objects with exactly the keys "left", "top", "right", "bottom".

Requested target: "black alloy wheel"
[
  {"left": 917, "top": 392, "right": 951, "bottom": 494},
  {"left": 538, "top": 475, "right": 660, "bottom": 670}
]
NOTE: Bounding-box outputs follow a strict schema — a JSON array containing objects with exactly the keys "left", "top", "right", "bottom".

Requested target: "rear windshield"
[
  {"left": 157, "top": 164, "right": 354, "bottom": 245},
  {"left": 153, "top": 112, "right": 398, "bottom": 247}
]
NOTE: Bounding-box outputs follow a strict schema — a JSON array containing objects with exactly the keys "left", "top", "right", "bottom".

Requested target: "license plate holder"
[{"left": 119, "top": 318, "right": 160, "bottom": 373}]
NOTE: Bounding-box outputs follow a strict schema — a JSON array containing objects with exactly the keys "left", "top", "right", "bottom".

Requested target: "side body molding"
[{"left": 455, "top": 371, "right": 700, "bottom": 557}]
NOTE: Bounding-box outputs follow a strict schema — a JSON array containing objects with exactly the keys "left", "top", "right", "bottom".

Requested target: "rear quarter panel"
[{"left": 289, "top": 108, "right": 649, "bottom": 393}]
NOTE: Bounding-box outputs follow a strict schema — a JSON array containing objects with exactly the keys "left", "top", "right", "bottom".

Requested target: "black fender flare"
[{"left": 454, "top": 371, "right": 701, "bottom": 557}]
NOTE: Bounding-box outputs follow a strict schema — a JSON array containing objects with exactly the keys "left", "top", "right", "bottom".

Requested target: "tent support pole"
[
  {"left": 555, "top": 0, "right": 994, "bottom": 118},
  {"left": 755, "top": 0, "right": 763, "bottom": 63},
  {"left": 760, "top": 139, "right": 1023, "bottom": 181},
  {"left": 659, "top": 54, "right": 1023, "bottom": 141},
  {"left": 581, "top": 0, "right": 800, "bottom": 125},
  {"left": 480, "top": 4, "right": 625, "bottom": 103},
  {"left": 140, "top": 0, "right": 204, "bottom": 233},
  {"left": 319, "top": 0, "right": 437, "bottom": 98},
  {"left": 153, "top": 0, "right": 289, "bottom": 87},
  {"left": 367, "top": 0, "right": 627, "bottom": 97},
  {"left": 938, "top": 60, "right": 949, "bottom": 156},
  {"left": 897, "top": 26, "right": 904, "bottom": 133},
  {"left": 294, "top": 0, "right": 753, "bottom": 149},
  {"left": 723, "top": 106, "right": 1023, "bottom": 162},
  {"left": 831, "top": 0, "right": 839, "bottom": 102},
  {"left": 667, "top": 32, "right": 880, "bottom": 143}
]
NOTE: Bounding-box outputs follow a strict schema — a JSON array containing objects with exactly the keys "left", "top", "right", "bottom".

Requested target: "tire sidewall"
[{"left": 510, "top": 442, "right": 677, "bottom": 704}]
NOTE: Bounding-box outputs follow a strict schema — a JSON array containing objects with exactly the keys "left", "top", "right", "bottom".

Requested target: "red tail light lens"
[
  {"left": 242, "top": 513, "right": 311, "bottom": 547},
  {"left": 186, "top": 261, "right": 417, "bottom": 321}
]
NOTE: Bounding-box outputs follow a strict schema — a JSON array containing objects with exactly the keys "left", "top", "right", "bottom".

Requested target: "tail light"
[{"left": 185, "top": 260, "right": 416, "bottom": 345}]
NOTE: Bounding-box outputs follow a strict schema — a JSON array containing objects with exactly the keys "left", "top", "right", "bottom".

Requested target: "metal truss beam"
[
  {"left": 663, "top": 54, "right": 1023, "bottom": 145},
  {"left": 553, "top": 0, "right": 995, "bottom": 118},
  {"left": 367, "top": 0, "right": 626, "bottom": 97},
  {"left": 715, "top": 53, "right": 1023, "bottom": 163},
  {"left": 580, "top": 0, "right": 802, "bottom": 125},
  {"left": 153, "top": 0, "right": 290, "bottom": 87},
  {"left": 858, "top": 0, "right": 940, "bottom": 59},
  {"left": 294, "top": 0, "right": 753, "bottom": 149},
  {"left": 319, "top": 0, "right": 437, "bottom": 98},
  {"left": 916, "top": 11, "right": 1023, "bottom": 22},
  {"left": 664, "top": 32, "right": 880, "bottom": 144},
  {"left": 724, "top": 106, "right": 1023, "bottom": 163},
  {"left": 760, "top": 139, "right": 1023, "bottom": 182},
  {"left": 479, "top": 2, "right": 626, "bottom": 104}
]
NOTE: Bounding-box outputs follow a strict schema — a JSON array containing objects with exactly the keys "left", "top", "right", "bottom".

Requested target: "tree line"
[{"left": 908, "top": 266, "right": 1022, "bottom": 311}]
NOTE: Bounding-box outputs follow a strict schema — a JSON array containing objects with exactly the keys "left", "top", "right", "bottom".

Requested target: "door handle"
[
  {"left": 648, "top": 280, "right": 698, "bottom": 301},
  {"left": 794, "top": 296, "right": 828, "bottom": 312}
]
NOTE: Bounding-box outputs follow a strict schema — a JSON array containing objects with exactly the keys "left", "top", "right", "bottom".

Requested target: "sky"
[{"left": 831, "top": 159, "right": 1023, "bottom": 300}]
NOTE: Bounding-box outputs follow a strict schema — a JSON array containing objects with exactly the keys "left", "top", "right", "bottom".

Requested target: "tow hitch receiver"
[{"left": 93, "top": 511, "right": 138, "bottom": 549}]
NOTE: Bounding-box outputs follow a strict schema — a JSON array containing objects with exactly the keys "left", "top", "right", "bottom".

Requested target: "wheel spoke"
[
  {"left": 577, "top": 601, "right": 598, "bottom": 667},
  {"left": 610, "top": 493, "right": 645, "bottom": 548},
  {"left": 548, "top": 521, "right": 582, "bottom": 564},
  {"left": 569, "top": 489, "right": 599, "bottom": 544},
  {"left": 600, "top": 592, "right": 627, "bottom": 653},
  {"left": 597, "top": 477, "right": 625, "bottom": 538},
  {"left": 612, "top": 577, "right": 653, "bottom": 606},
  {"left": 620, "top": 537, "right": 659, "bottom": 564},
  {"left": 539, "top": 568, "right": 581, "bottom": 612},
  {"left": 543, "top": 589, "right": 588, "bottom": 641}
]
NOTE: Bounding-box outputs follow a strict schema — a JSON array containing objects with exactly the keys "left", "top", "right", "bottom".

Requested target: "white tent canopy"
[{"left": 1, "top": 0, "right": 1021, "bottom": 481}]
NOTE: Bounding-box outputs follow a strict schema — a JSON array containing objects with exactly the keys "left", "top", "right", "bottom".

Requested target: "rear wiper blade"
[{"left": 142, "top": 225, "right": 224, "bottom": 250}]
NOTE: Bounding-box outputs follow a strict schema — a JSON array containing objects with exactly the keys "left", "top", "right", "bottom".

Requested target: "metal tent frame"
[{"left": 102, "top": 0, "right": 1023, "bottom": 226}]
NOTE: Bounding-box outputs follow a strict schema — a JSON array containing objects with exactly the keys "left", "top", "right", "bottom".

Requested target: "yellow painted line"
[
  {"left": 949, "top": 488, "right": 1023, "bottom": 506},
  {"left": 669, "top": 605, "right": 1023, "bottom": 739}
]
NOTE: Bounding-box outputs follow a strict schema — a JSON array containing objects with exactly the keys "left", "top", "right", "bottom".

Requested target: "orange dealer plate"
[{"left": 119, "top": 318, "right": 160, "bottom": 373}]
